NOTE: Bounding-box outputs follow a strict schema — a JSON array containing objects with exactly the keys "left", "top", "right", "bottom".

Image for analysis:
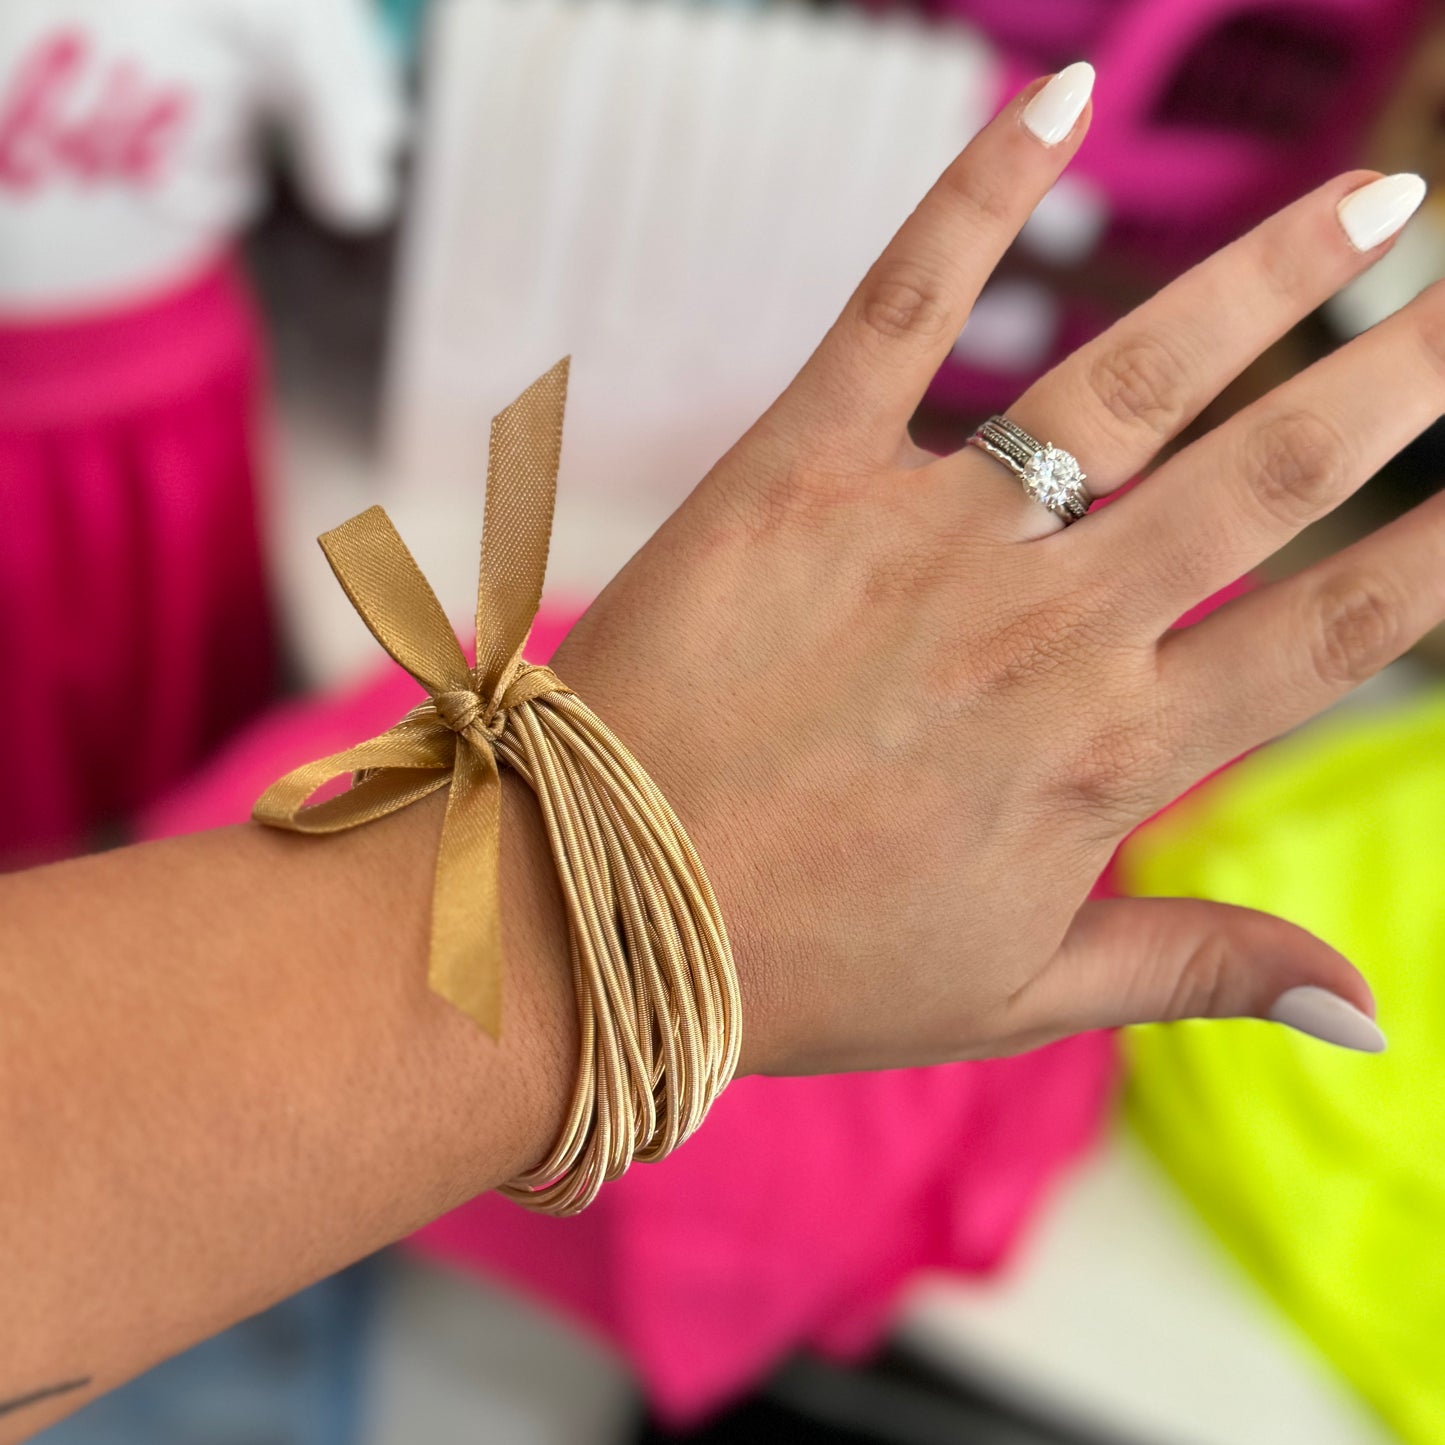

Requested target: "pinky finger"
[{"left": 1158, "top": 481, "right": 1445, "bottom": 781}]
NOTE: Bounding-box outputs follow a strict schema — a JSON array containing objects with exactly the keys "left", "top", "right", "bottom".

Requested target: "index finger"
[{"left": 782, "top": 63, "right": 1096, "bottom": 465}]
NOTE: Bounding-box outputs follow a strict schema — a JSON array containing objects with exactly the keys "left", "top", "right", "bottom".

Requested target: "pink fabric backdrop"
[{"left": 0, "top": 256, "right": 274, "bottom": 868}]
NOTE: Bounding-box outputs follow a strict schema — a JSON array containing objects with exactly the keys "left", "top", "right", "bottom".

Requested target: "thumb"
[{"left": 1011, "top": 896, "right": 1385, "bottom": 1053}]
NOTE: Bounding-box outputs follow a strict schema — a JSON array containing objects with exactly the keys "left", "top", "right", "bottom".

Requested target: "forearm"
[{"left": 0, "top": 777, "right": 573, "bottom": 1440}]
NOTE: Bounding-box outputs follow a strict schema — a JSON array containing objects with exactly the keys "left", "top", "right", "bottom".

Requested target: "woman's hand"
[{"left": 553, "top": 67, "right": 1442, "bottom": 1074}]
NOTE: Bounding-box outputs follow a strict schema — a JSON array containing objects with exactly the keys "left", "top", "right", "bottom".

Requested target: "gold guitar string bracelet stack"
[{"left": 252, "top": 359, "right": 742, "bottom": 1215}]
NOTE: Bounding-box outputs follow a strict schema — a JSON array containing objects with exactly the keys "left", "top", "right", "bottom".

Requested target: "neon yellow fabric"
[{"left": 1120, "top": 689, "right": 1445, "bottom": 1445}]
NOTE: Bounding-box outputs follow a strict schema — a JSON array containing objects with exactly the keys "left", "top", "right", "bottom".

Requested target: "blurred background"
[{"left": 2, "top": 0, "right": 1444, "bottom": 1441}]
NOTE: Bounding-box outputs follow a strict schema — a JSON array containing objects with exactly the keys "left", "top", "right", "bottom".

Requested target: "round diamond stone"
[{"left": 1021, "top": 444, "right": 1084, "bottom": 507}]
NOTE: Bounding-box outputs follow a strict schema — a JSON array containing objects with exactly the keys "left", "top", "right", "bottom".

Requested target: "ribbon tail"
[
  {"left": 475, "top": 357, "right": 570, "bottom": 703},
  {"left": 428, "top": 736, "right": 506, "bottom": 1037}
]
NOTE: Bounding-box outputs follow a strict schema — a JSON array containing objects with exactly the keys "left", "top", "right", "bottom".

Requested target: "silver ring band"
[{"left": 966, "top": 416, "right": 1091, "bottom": 525}]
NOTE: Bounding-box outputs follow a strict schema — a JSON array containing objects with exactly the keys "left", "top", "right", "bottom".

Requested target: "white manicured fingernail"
[
  {"left": 1268, "top": 986, "right": 1386, "bottom": 1053},
  {"left": 1336, "top": 173, "right": 1426, "bottom": 252},
  {"left": 1022, "top": 62, "right": 1095, "bottom": 146}
]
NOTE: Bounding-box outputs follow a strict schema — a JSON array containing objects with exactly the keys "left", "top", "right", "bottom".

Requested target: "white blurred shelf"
[
  {"left": 359, "top": 1256, "right": 636, "bottom": 1445},
  {"left": 897, "top": 1130, "right": 1392, "bottom": 1445}
]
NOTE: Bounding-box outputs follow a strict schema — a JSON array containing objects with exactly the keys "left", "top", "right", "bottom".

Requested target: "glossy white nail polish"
[
  {"left": 1022, "top": 61, "right": 1095, "bottom": 147},
  {"left": 1268, "top": 986, "right": 1386, "bottom": 1053},
  {"left": 1337, "top": 173, "right": 1426, "bottom": 252}
]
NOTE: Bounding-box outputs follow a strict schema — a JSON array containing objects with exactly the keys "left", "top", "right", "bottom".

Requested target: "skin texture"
[
  {"left": 2, "top": 75, "right": 1444, "bottom": 1437},
  {"left": 0, "top": 779, "right": 576, "bottom": 1439}
]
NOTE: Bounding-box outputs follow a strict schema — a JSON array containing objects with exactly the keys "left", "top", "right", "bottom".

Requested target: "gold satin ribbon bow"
[
  {"left": 255, "top": 357, "right": 740, "bottom": 1211},
  {"left": 253, "top": 358, "right": 573, "bottom": 1037}
]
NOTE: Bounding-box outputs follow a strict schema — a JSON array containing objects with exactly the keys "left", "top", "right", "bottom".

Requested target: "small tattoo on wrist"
[{"left": 0, "top": 1377, "right": 93, "bottom": 1419}]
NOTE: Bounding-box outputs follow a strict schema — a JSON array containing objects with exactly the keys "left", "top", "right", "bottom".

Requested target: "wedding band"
[{"left": 966, "top": 415, "right": 1092, "bottom": 525}]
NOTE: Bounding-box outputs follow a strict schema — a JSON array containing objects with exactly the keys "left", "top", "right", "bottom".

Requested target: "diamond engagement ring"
[{"left": 965, "top": 415, "right": 1092, "bottom": 525}]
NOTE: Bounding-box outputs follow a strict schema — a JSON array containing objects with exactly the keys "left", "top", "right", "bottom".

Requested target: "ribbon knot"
[
  {"left": 435, "top": 688, "right": 485, "bottom": 735},
  {"left": 252, "top": 358, "right": 573, "bottom": 1038}
]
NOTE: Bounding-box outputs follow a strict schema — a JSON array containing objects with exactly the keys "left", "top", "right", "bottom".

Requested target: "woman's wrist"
[
  {"left": 547, "top": 624, "right": 784, "bottom": 1081},
  {"left": 456, "top": 772, "right": 578, "bottom": 1192}
]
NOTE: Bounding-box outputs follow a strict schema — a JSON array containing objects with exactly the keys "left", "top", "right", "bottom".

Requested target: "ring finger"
[{"left": 946, "top": 170, "right": 1427, "bottom": 540}]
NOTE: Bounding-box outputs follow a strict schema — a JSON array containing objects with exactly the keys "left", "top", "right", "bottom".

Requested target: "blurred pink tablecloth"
[{"left": 140, "top": 604, "right": 1118, "bottom": 1423}]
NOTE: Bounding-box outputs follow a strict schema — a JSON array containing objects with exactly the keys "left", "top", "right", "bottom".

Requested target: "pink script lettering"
[{"left": 0, "top": 30, "right": 190, "bottom": 192}]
